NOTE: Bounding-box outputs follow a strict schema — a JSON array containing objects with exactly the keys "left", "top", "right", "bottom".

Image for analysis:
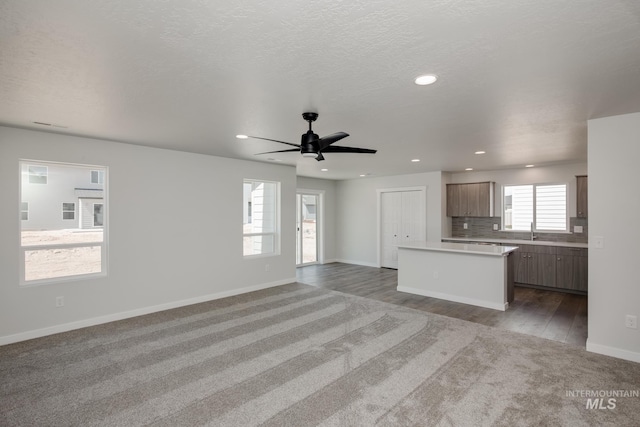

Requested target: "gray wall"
[
  {"left": 588, "top": 112, "right": 640, "bottom": 362},
  {"left": 334, "top": 171, "right": 446, "bottom": 267},
  {"left": 0, "top": 126, "right": 297, "bottom": 343}
]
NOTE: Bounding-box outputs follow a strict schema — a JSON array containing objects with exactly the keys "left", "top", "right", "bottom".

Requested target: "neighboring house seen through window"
[
  {"left": 20, "top": 160, "right": 107, "bottom": 284},
  {"left": 503, "top": 183, "right": 567, "bottom": 231},
  {"left": 243, "top": 179, "right": 279, "bottom": 256}
]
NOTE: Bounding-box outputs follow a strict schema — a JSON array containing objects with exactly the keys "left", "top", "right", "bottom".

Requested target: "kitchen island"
[{"left": 397, "top": 241, "right": 518, "bottom": 311}]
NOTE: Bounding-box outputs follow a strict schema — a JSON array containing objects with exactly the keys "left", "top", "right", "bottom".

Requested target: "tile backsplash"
[{"left": 451, "top": 216, "right": 588, "bottom": 243}]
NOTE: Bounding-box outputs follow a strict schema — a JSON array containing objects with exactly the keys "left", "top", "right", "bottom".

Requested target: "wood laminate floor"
[{"left": 296, "top": 262, "right": 588, "bottom": 348}]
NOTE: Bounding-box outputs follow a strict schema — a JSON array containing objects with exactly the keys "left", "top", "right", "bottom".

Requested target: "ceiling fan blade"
[
  {"left": 317, "top": 132, "right": 349, "bottom": 150},
  {"left": 321, "top": 146, "right": 377, "bottom": 154},
  {"left": 315, "top": 152, "right": 325, "bottom": 161},
  {"left": 247, "top": 136, "right": 300, "bottom": 148},
  {"left": 254, "top": 148, "right": 300, "bottom": 155}
]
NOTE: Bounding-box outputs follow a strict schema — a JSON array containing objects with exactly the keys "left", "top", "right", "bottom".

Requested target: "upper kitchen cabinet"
[
  {"left": 446, "top": 182, "right": 495, "bottom": 217},
  {"left": 576, "top": 175, "right": 588, "bottom": 218}
]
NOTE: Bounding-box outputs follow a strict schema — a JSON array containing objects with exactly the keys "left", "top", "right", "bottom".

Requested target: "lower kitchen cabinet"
[
  {"left": 513, "top": 245, "right": 587, "bottom": 293},
  {"left": 556, "top": 247, "right": 588, "bottom": 292}
]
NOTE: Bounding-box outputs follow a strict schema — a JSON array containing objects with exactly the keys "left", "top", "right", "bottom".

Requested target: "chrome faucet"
[{"left": 530, "top": 222, "right": 537, "bottom": 240}]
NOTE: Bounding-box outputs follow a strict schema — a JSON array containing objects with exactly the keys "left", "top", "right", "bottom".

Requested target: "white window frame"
[
  {"left": 62, "top": 202, "right": 76, "bottom": 220},
  {"left": 243, "top": 179, "right": 280, "bottom": 258},
  {"left": 19, "top": 160, "right": 108, "bottom": 286},
  {"left": 502, "top": 182, "right": 568, "bottom": 232}
]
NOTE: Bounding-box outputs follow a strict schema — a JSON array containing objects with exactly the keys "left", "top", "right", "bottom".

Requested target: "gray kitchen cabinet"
[
  {"left": 446, "top": 182, "right": 494, "bottom": 217},
  {"left": 513, "top": 245, "right": 556, "bottom": 287},
  {"left": 556, "top": 247, "right": 588, "bottom": 292},
  {"left": 576, "top": 175, "right": 588, "bottom": 218}
]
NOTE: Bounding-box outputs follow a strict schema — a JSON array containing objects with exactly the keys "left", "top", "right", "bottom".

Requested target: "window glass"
[
  {"left": 503, "top": 183, "right": 567, "bottom": 231},
  {"left": 20, "top": 161, "right": 107, "bottom": 284},
  {"left": 62, "top": 203, "right": 75, "bottom": 220},
  {"left": 91, "top": 170, "right": 104, "bottom": 184},
  {"left": 28, "top": 165, "right": 47, "bottom": 184},
  {"left": 21, "top": 202, "right": 29, "bottom": 221},
  {"left": 243, "top": 180, "right": 279, "bottom": 256}
]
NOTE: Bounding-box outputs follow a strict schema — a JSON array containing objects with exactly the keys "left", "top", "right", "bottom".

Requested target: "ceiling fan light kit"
[{"left": 248, "top": 112, "right": 376, "bottom": 162}]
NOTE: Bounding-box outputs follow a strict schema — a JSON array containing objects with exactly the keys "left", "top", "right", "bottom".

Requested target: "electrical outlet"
[
  {"left": 265, "top": 264, "right": 270, "bottom": 272},
  {"left": 493, "top": 224, "right": 499, "bottom": 231},
  {"left": 433, "top": 271, "right": 439, "bottom": 279},
  {"left": 625, "top": 315, "right": 637, "bottom": 329},
  {"left": 463, "top": 223, "right": 468, "bottom": 230},
  {"left": 574, "top": 225, "right": 583, "bottom": 233},
  {"left": 55, "top": 296, "right": 64, "bottom": 307}
]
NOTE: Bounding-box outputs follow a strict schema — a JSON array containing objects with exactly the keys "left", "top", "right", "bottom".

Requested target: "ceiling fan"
[{"left": 248, "top": 112, "right": 377, "bottom": 161}]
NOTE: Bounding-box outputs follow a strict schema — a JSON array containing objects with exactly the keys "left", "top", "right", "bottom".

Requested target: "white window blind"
[{"left": 504, "top": 183, "right": 567, "bottom": 231}]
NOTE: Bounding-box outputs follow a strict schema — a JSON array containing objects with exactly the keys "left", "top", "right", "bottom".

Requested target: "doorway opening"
[{"left": 296, "top": 191, "right": 321, "bottom": 265}]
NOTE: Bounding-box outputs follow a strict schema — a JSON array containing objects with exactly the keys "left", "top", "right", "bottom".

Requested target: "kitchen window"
[
  {"left": 243, "top": 179, "right": 279, "bottom": 257},
  {"left": 503, "top": 183, "right": 567, "bottom": 231}
]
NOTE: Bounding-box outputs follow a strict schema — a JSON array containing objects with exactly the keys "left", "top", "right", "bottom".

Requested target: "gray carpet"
[{"left": 1, "top": 283, "right": 639, "bottom": 426}]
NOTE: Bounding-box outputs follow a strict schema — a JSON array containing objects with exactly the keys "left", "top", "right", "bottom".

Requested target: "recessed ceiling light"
[
  {"left": 360, "top": 174, "right": 366, "bottom": 177},
  {"left": 414, "top": 74, "right": 438, "bottom": 85},
  {"left": 236, "top": 134, "right": 248, "bottom": 139},
  {"left": 475, "top": 151, "right": 486, "bottom": 155},
  {"left": 525, "top": 164, "right": 534, "bottom": 168},
  {"left": 411, "top": 159, "right": 420, "bottom": 162},
  {"left": 465, "top": 168, "right": 473, "bottom": 171},
  {"left": 321, "top": 168, "right": 328, "bottom": 172}
]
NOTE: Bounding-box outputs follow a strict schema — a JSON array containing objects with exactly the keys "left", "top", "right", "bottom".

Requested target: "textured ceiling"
[{"left": 1, "top": 0, "right": 640, "bottom": 179}]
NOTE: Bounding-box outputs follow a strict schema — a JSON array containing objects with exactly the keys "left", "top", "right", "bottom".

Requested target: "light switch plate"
[
  {"left": 493, "top": 224, "right": 499, "bottom": 231},
  {"left": 574, "top": 225, "right": 583, "bottom": 233},
  {"left": 463, "top": 223, "right": 468, "bottom": 229},
  {"left": 593, "top": 236, "right": 604, "bottom": 249}
]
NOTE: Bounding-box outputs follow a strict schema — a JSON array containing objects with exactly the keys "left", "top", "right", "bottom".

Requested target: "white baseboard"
[
  {"left": 334, "top": 259, "right": 379, "bottom": 268},
  {"left": 397, "top": 285, "right": 508, "bottom": 312},
  {"left": 586, "top": 339, "right": 640, "bottom": 363},
  {"left": 0, "top": 277, "right": 296, "bottom": 346}
]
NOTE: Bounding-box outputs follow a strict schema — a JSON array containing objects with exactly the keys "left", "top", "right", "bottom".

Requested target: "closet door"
[
  {"left": 401, "top": 191, "right": 422, "bottom": 244},
  {"left": 381, "top": 192, "right": 402, "bottom": 268},
  {"left": 381, "top": 190, "right": 424, "bottom": 268}
]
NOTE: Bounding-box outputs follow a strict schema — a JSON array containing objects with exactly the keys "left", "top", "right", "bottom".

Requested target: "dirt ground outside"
[
  {"left": 24, "top": 221, "right": 316, "bottom": 281},
  {"left": 22, "top": 229, "right": 103, "bottom": 281}
]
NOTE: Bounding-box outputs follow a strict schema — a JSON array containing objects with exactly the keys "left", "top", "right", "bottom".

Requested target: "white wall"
[
  {"left": 0, "top": 126, "right": 297, "bottom": 344},
  {"left": 335, "top": 171, "right": 446, "bottom": 266},
  {"left": 449, "top": 162, "right": 588, "bottom": 221},
  {"left": 296, "top": 176, "right": 337, "bottom": 263},
  {"left": 587, "top": 112, "right": 640, "bottom": 363}
]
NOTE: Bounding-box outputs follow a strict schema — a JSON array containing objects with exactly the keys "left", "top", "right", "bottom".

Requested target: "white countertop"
[
  {"left": 442, "top": 237, "right": 588, "bottom": 249},
  {"left": 398, "top": 241, "right": 519, "bottom": 256}
]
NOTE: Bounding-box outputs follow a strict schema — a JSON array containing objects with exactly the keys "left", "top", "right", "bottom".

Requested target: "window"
[
  {"left": 91, "top": 170, "right": 104, "bottom": 184},
  {"left": 21, "top": 202, "right": 29, "bottom": 220},
  {"left": 243, "top": 179, "right": 279, "bottom": 256},
  {"left": 62, "top": 203, "right": 75, "bottom": 220},
  {"left": 20, "top": 161, "right": 107, "bottom": 284},
  {"left": 28, "top": 165, "right": 48, "bottom": 184},
  {"left": 503, "top": 183, "right": 567, "bottom": 231}
]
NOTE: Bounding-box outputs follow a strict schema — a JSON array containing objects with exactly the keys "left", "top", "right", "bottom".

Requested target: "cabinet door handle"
[{"left": 557, "top": 257, "right": 561, "bottom": 261}]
